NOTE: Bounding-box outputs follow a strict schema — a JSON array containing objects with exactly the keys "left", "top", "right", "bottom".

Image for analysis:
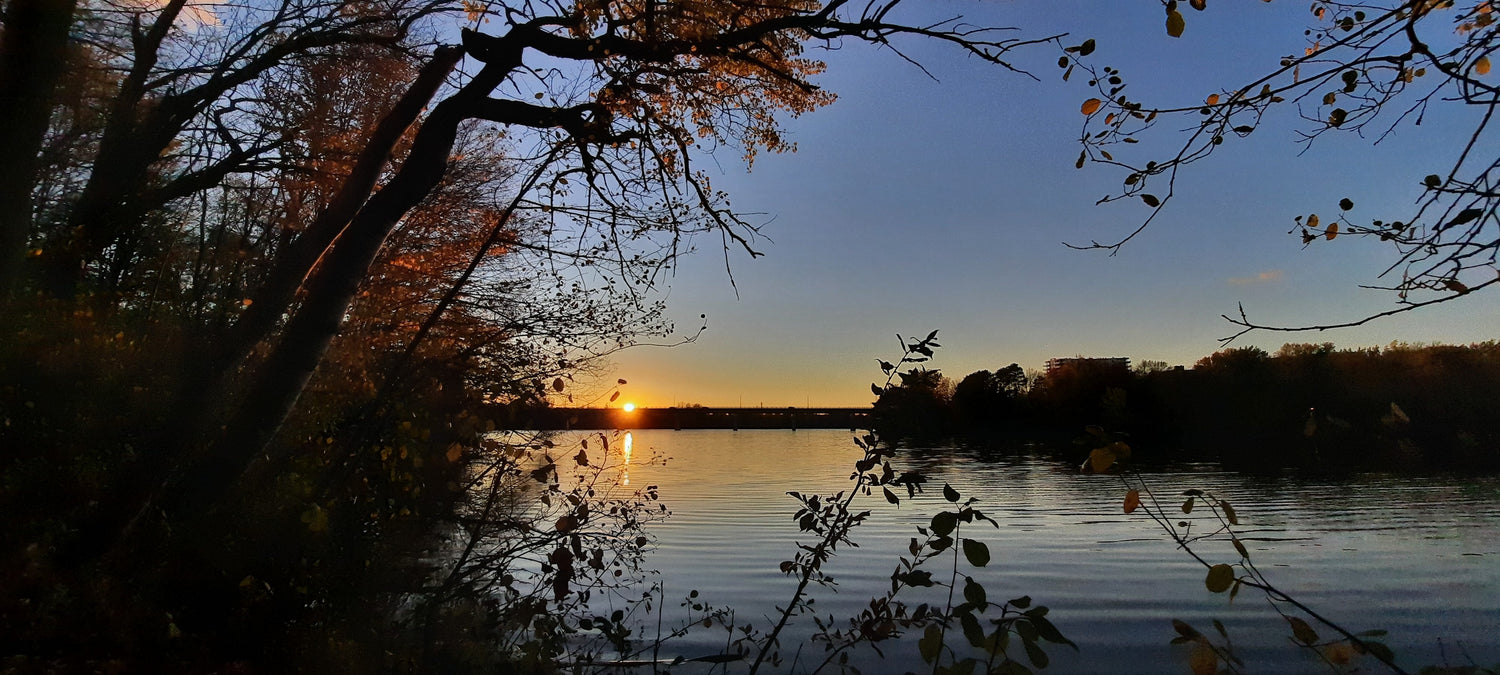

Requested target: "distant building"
[{"left": 1044, "top": 356, "right": 1131, "bottom": 374}]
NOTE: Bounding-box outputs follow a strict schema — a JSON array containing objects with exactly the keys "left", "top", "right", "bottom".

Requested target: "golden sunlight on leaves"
[{"left": 1081, "top": 98, "right": 1103, "bottom": 115}]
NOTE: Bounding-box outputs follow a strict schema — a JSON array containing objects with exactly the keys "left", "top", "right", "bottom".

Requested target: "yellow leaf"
[
  {"left": 1306, "top": 213, "right": 1320, "bottom": 229},
  {"left": 1166, "top": 9, "right": 1186, "bottom": 37},
  {"left": 1478, "top": 55, "right": 1492, "bottom": 75},
  {"left": 1326, "top": 222, "right": 1339, "bottom": 240},
  {"left": 1081, "top": 98, "right": 1103, "bottom": 115},
  {"left": 1206, "top": 93, "right": 1220, "bottom": 105},
  {"left": 1087, "top": 447, "right": 1115, "bottom": 473},
  {"left": 1123, "top": 489, "right": 1141, "bottom": 514},
  {"left": 241, "top": 298, "right": 253, "bottom": 307},
  {"left": 1189, "top": 643, "right": 1218, "bottom": 675}
]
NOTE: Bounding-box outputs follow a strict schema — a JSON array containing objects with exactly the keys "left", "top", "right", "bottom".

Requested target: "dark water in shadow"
[{"left": 569, "top": 429, "right": 1500, "bottom": 673}]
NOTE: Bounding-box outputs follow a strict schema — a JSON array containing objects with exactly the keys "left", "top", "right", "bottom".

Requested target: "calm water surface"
[{"left": 577, "top": 429, "right": 1500, "bottom": 673}]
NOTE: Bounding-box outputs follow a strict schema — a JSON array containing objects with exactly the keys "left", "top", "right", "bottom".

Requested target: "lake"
[{"left": 565, "top": 429, "right": 1500, "bottom": 673}]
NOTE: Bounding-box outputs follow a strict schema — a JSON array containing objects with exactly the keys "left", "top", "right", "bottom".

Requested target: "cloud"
[
  {"left": 1228, "top": 269, "right": 1284, "bottom": 285},
  {"left": 118, "top": 0, "right": 224, "bottom": 28}
]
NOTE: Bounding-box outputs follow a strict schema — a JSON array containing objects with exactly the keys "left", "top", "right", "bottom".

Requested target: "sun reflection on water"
[{"left": 620, "top": 432, "right": 632, "bottom": 485}]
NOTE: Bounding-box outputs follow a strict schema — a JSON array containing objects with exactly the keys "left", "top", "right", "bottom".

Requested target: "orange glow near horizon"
[{"left": 622, "top": 402, "right": 636, "bottom": 412}]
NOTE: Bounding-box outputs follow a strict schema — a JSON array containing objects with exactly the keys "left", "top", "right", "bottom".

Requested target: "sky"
[{"left": 600, "top": 1, "right": 1500, "bottom": 409}]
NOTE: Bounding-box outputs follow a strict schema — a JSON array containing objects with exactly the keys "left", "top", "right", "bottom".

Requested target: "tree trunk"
[
  {"left": 160, "top": 45, "right": 506, "bottom": 522},
  {"left": 214, "top": 45, "right": 465, "bottom": 378},
  {"left": 0, "top": 0, "right": 79, "bottom": 297},
  {"left": 80, "top": 46, "right": 474, "bottom": 559}
]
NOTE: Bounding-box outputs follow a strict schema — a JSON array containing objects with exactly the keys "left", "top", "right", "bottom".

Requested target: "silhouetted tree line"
[{"left": 873, "top": 343, "right": 1500, "bottom": 471}]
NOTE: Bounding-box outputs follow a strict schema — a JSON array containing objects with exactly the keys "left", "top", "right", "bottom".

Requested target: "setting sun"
[{"left": 621, "top": 402, "right": 636, "bottom": 412}]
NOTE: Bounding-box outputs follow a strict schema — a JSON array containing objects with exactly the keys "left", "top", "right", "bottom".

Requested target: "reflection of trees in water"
[{"left": 419, "top": 430, "right": 668, "bottom": 669}]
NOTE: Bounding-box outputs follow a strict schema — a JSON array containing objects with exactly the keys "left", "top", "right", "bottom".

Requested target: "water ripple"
[{"left": 559, "top": 430, "right": 1500, "bottom": 673}]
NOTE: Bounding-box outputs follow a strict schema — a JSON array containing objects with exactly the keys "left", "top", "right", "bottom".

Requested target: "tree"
[
  {"left": 873, "top": 367, "right": 954, "bottom": 438},
  {"left": 0, "top": 0, "right": 78, "bottom": 294},
  {"left": 1067, "top": 0, "right": 1500, "bottom": 339},
  {"left": 952, "top": 363, "right": 1028, "bottom": 429},
  {"left": 178, "top": 0, "right": 1081, "bottom": 526},
  {"left": 2, "top": 1, "right": 1089, "bottom": 667},
  {"left": 1193, "top": 346, "right": 1271, "bottom": 373},
  {"left": 22, "top": 0, "right": 455, "bottom": 297},
  {"left": 1030, "top": 358, "right": 1134, "bottom": 430},
  {"left": 1134, "top": 359, "right": 1172, "bottom": 375}
]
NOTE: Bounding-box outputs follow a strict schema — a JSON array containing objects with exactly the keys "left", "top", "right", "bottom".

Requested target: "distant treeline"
[
  {"left": 516, "top": 406, "right": 871, "bottom": 430},
  {"left": 872, "top": 342, "right": 1500, "bottom": 471}
]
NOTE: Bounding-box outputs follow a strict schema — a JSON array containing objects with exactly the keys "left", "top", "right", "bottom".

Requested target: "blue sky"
[{"left": 605, "top": 1, "right": 1500, "bottom": 408}]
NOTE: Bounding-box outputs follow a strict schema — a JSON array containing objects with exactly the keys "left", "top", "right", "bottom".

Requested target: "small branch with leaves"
[{"left": 1084, "top": 430, "right": 1409, "bottom": 674}]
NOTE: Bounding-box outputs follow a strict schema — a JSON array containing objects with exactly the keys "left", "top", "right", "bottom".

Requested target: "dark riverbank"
[{"left": 870, "top": 342, "right": 1500, "bottom": 473}]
